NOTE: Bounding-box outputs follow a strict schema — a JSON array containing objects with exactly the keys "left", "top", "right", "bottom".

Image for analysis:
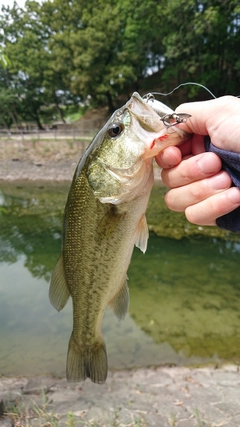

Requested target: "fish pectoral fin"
[
  {"left": 109, "top": 278, "right": 129, "bottom": 321},
  {"left": 134, "top": 214, "right": 149, "bottom": 253},
  {"left": 49, "top": 255, "right": 70, "bottom": 311},
  {"left": 97, "top": 205, "right": 124, "bottom": 238}
]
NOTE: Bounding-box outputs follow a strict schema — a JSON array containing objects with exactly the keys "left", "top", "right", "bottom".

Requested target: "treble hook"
[{"left": 161, "top": 113, "right": 191, "bottom": 128}]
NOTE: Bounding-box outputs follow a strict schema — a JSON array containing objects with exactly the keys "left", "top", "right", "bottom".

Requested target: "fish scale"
[{"left": 49, "top": 92, "right": 190, "bottom": 383}]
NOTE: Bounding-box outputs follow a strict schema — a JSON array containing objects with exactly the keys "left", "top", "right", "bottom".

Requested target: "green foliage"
[
  {"left": 0, "top": 0, "right": 239, "bottom": 128},
  {"left": 160, "top": 0, "right": 240, "bottom": 97},
  {"left": 0, "top": 48, "right": 10, "bottom": 68}
]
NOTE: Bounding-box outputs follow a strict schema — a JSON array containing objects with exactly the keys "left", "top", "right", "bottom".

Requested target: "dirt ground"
[
  {"left": 1, "top": 366, "right": 240, "bottom": 427},
  {"left": 0, "top": 138, "right": 88, "bottom": 182}
]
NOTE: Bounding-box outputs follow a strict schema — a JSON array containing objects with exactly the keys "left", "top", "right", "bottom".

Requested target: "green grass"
[
  {"left": 3, "top": 389, "right": 59, "bottom": 427},
  {"left": 4, "top": 399, "right": 147, "bottom": 427},
  {"left": 65, "top": 111, "right": 84, "bottom": 122},
  {"left": 4, "top": 401, "right": 210, "bottom": 427}
]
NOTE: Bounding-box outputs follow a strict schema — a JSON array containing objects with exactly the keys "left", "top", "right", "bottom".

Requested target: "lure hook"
[
  {"left": 143, "top": 93, "right": 191, "bottom": 129},
  {"left": 161, "top": 113, "right": 191, "bottom": 128}
]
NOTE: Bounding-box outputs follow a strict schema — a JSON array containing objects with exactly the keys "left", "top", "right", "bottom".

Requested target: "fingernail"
[
  {"left": 227, "top": 187, "right": 240, "bottom": 204},
  {"left": 197, "top": 153, "right": 219, "bottom": 174},
  {"left": 210, "top": 172, "right": 230, "bottom": 190}
]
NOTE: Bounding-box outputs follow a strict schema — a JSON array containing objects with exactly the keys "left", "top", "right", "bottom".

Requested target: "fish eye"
[{"left": 107, "top": 122, "right": 124, "bottom": 138}]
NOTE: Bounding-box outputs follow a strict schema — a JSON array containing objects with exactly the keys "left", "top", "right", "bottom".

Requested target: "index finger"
[
  {"left": 156, "top": 134, "right": 205, "bottom": 168},
  {"left": 161, "top": 152, "right": 222, "bottom": 188}
]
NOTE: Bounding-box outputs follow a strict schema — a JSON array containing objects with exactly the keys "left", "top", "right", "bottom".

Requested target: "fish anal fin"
[
  {"left": 49, "top": 255, "right": 70, "bottom": 311},
  {"left": 66, "top": 334, "right": 108, "bottom": 384},
  {"left": 134, "top": 214, "right": 149, "bottom": 253},
  {"left": 109, "top": 279, "right": 129, "bottom": 321}
]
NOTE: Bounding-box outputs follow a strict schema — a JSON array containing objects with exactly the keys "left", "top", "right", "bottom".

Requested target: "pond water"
[{"left": 0, "top": 182, "right": 240, "bottom": 377}]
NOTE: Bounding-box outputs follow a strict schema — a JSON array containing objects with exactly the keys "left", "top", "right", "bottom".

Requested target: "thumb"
[{"left": 175, "top": 96, "right": 238, "bottom": 143}]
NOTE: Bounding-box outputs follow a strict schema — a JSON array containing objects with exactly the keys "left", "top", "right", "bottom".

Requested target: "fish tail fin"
[{"left": 66, "top": 333, "right": 108, "bottom": 384}]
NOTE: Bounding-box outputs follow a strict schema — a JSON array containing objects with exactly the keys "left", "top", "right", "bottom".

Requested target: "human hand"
[{"left": 156, "top": 96, "right": 240, "bottom": 227}]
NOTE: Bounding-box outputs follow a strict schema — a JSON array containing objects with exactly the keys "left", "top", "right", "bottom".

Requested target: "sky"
[
  {"left": 2, "top": 0, "right": 42, "bottom": 8},
  {"left": 2, "top": 0, "right": 26, "bottom": 7}
]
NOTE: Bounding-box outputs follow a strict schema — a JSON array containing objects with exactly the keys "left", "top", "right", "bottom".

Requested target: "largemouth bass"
[{"left": 49, "top": 92, "right": 190, "bottom": 383}]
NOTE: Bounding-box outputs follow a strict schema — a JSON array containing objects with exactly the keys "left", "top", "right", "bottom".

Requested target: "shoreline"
[
  {"left": 0, "top": 138, "right": 163, "bottom": 184},
  {"left": 0, "top": 139, "right": 87, "bottom": 183},
  {"left": 0, "top": 158, "right": 76, "bottom": 183}
]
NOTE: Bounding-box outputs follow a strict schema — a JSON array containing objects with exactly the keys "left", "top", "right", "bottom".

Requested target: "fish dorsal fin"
[
  {"left": 134, "top": 214, "right": 149, "bottom": 253},
  {"left": 49, "top": 255, "right": 70, "bottom": 311},
  {"left": 109, "top": 278, "right": 129, "bottom": 321}
]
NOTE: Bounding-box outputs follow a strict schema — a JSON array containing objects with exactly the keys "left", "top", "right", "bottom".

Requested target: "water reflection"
[
  {"left": 0, "top": 184, "right": 64, "bottom": 280},
  {"left": 0, "top": 183, "right": 240, "bottom": 377},
  {"left": 129, "top": 236, "right": 240, "bottom": 361}
]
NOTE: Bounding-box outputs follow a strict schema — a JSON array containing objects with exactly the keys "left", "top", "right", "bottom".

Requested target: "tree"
[
  {"left": 159, "top": 0, "right": 240, "bottom": 98},
  {"left": 0, "top": 0, "right": 240, "bottom": 129},
  {"left": 0, "top": 1, "right": 76, "bottom": 128},
  {"left": 38, "top": 0, "right": 164, "bottom": 111}
]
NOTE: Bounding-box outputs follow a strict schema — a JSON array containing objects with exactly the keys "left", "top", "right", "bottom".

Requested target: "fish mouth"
[
  {"left": 125, "top": 92, "right": 170, "bottom": 156},
  {"left": 127, "top": 92, "right": 165, "bottom": 134},
  {"left": 126, "top": 92, "right": 191, "bottom": 155}
]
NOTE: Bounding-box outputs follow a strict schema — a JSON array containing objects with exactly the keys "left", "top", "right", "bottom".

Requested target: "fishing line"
[{"left": 147, "top": 82, "right": 217, "bottom": 99}]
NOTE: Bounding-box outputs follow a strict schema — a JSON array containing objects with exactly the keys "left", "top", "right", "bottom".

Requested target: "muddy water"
[{"left": 0, "top": 182, "right": 240, "bottom": 377}]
